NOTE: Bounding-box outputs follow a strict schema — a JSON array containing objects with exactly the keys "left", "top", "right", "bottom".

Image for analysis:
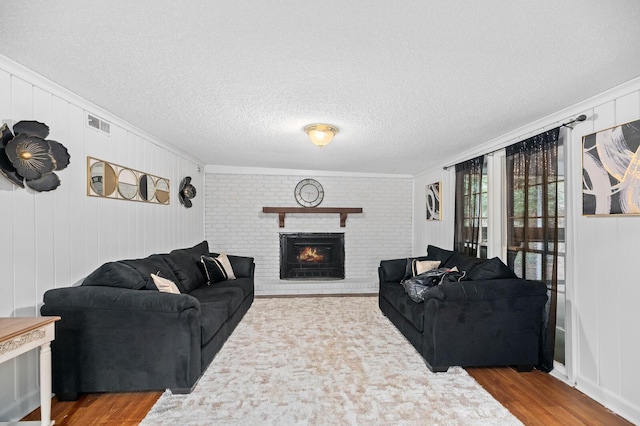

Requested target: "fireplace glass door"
[{"left": 279, "top": 233, "right": 345, "bottom": 279}]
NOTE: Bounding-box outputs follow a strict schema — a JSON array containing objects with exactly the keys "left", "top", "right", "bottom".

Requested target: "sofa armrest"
[
  {"left": 379, "top": 258, "right": 408, "bottom": 283},
  {"left": 421, "top": 278, "right": 548, "bottom": 371},
  {"left": 423, "top": 279, "right": 548, "bottom": 303},
  {"left": 41, "top": 286, "right": 202, "bottom": 396},
  {"left": 42, "top": 285, "right": 200, "bottom": 313}
]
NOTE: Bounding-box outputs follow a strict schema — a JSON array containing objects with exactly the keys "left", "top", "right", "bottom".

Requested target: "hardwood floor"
[
  {"left": 22, "top": 392, "right": 161, "bottom": 426},
  {"left": 23, "top": 367, "right": 631, "bottom": 425},
  {"left": 466, "top": 367, "right": 632, "bottom": 425}
]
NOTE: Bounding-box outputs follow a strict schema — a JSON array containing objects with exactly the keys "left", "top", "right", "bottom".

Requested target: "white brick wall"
[{"left": 205, "top": 172, "right": 412, "bottom": 295}]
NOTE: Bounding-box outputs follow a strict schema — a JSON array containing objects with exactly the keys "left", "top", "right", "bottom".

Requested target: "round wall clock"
[{"left": 294, "top": 178, "right": 324, "bottom": 207}]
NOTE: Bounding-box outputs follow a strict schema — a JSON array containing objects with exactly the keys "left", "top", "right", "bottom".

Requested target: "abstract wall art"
[
  {"left": 582, "top": 119, "right": 640, "bottom": 215},
  {"left": 426, "top": 181, "right": 441, "bottom": 220}
]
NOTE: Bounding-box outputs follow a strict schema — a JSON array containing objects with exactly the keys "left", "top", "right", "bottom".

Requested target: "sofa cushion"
[
  {"left": 466, "top": 257, "right": 517, "bottom": 281},
  {"left": 163, "top": 241, "right": 209, "bottom": 293},
  {"left": 82, "top": 261, "right": 146, "bottom": 289},
  {"left": 426, "top": 245, "right": 456, "bottom": 265},
  {"left": 379, "top": 281, "right": 425, "bottom": 332},
  {"left": 120, "top": 254, "right": 181, "bottom": 289},
  {"left": 188, "top": 286, "right": 245, "bottom": 315},
  {"left": 214, "top": 277, "right": 254, "bottom": 299},
  {"left": 444, "top": 252, "right": 485, "bottom": 275},
  {"left": 199, "top": 302, "right": 229, "bottom": 344}
]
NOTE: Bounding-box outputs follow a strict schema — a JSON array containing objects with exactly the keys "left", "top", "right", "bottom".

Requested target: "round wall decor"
[
  {"left": 294, "top": 178, "right": 324, "bottom": 207},
  {"left": 179, "top": 176, "right": 197, "bottom": 208}
]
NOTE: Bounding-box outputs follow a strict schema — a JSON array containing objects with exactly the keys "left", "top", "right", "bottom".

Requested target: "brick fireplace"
[
  {"left": 205, "top": 172, "right": 413, "bottom": 295},
  {"left": 279, "top": 233, "right": 345, "bottom": 279}
]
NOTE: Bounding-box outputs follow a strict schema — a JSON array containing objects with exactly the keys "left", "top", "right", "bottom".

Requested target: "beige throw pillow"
[
  {"left": 151, "top": 273, "right": 181, "bottom": 294},
  {"left": 215, "top": 253, "right": 236, "bottom": 280},
  {"left": 412, "top": 259, "right": 441, "bottom": 276}
]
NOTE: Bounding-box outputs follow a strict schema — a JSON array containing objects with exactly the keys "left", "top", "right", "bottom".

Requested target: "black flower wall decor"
[
  {"left": 178, "top": 176, "right": 196, "bottom": 208},
  {"left": 0, "top": 120, "right": 70, "bottom": 191}
]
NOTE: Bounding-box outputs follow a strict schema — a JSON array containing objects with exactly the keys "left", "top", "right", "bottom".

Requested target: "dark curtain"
[
  {"left": 505, "top": 127, "right": 561, "bottom": 372},
  {"left": 454, "top": 156, "right": 485, "bottom": 257}
]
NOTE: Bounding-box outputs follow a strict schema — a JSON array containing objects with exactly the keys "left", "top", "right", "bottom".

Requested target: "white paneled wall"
[
  {"left": 566, "top": 88, "right": 640, "bottom": 424},
  {"left": 205, "top": 171, "right": 413, "bottom": 295},
  {"left": 413, "top": 169, "right": 456, "bottom": 255},
  {"left": 0, "top": 57, "right": 205, "bottom": 421},
  {"left": 415, "top": 78, "right": 640, "bottom": 424}
]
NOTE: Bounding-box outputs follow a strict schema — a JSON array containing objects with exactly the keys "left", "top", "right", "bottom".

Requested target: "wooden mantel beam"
[{"left": 262, "top": 207, "right": 363, "bottom": 227}]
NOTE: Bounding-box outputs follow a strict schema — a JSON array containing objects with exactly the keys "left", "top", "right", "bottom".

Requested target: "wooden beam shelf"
[{"left": 262, "top": 207, "right": 363, "bottom": 228}]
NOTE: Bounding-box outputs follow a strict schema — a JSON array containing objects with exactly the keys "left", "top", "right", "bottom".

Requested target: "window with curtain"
[
  {"left": 454, "top": 156, "right": 487, "bottom": 258},
  {"left": 505, "top": 127, "right": 563, "bottom": 372}
]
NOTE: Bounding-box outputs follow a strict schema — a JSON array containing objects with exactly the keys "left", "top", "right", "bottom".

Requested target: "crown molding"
[
  {"left": 204, "top": 164, "right": 412, "bottom": 179},
  {"left": 417, "top": 74, "right": 640, "bottom": 177},
  {"left": 0, "top": 54, "right": 205, "bottom": 167}
]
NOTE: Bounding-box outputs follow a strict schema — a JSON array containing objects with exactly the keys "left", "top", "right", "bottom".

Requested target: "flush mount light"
[{"left": 304, "top": 124, "right": 339, "bottom": 147}]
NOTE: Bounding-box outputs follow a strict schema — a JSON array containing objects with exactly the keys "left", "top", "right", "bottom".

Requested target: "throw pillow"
[
  {"left": 122, "top": 255, "right": 182, "bottom": 290},
  {"left": 402, "top": 256, "right": 430, "bottom": 281},
  {"left": 82, "top": 261, "right": 147, "bottom": 290},
  {"left": 213, "top": 253, "right": 236, "bottom": 280},
  {"left": 200, "top": 253, "right": 236, "bottom": 284},
  {"left": 425, "top": 245, "right": 456, "bottom": 264},
  {"left": 466, "top": 257, "right": 518, "bottom": 280},
  {"left": 444, "top": 252, "right": 485, "bottom": 274},
  {"left": 411, "top": 259, "right": 441, "bottom": 276},
  {"left": 150, "top": 273, "right": 181, "bottom": 294},
  {"left": 163, "top": 241, "right": 209, "bottom": 292}
]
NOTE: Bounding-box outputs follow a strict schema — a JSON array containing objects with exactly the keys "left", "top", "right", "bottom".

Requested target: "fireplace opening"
[{"left": 280, "top": 233, "right": 345, "bottom": 280}]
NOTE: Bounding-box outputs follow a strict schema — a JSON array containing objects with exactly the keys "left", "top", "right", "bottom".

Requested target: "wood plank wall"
[{"left": 0, "top": 57, "right": 205, "bottom": 421}]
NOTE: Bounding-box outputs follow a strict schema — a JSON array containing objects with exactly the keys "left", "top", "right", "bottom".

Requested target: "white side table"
[{"left": 0, "top": 317, "right": 60, "bottom": 426}]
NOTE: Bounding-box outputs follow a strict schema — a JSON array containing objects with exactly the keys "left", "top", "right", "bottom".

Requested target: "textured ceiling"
[{"left": 1, "top": 1, "right": 640, "bottom": 174}]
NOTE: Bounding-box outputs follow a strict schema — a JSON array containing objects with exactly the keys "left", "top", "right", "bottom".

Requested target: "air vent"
[{"left": 86, "top": 113, "right": 111, "bottom": 134}]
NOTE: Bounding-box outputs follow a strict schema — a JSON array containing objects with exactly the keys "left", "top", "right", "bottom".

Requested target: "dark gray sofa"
[
  {"left": 379, "top": 245, "right": 548, "bottom": 372},
  {"left": 40, "top": 241, "right": 254, "bottom": 400}
]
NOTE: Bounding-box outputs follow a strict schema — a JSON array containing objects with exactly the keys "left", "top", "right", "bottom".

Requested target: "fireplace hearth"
[{"left": 279, "top": 233, "right": 345, "bottom": 280}]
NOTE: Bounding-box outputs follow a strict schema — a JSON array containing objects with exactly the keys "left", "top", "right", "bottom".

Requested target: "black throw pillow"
[
  {"left": 466, "top": 257, "right": 518, "bottom": 281},
  {"left": 200, "top": 254, "right": 235, "bottom": 284},
  {"left": 82, "top": 261, "right": 146, "bottom": 290},
  {"left": 444, "top": 252, "right": 485, "bottom": 274},
  {"left": 426, "top": 245, "right": 456, "bottom": 265},
  {"left": 122, "top": 255, "right": 182, "bottom": 291},
  {"left": 163, "top": 241, "right": 209, "bottom": 292}
]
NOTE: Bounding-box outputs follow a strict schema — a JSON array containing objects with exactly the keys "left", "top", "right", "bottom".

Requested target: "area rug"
[{"left": 141, "top": 296, "right": 521, "bottom": 425}]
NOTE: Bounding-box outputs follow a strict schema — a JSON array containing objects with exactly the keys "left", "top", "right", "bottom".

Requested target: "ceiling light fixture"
[{"left": 304, "top": 124, "right": 338, "bottom": 147}]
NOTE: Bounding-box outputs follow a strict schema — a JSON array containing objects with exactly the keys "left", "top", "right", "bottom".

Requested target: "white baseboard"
[
  {"left": 0, "top": 388, "right": 40, "bottom": 423},
  {"left": 576, "top": 375, "right": 640, "bottom": 425}
]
